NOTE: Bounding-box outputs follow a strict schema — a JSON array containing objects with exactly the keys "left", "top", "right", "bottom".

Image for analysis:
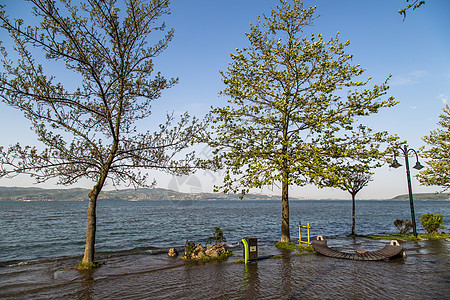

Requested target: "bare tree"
[{"left": 0, "top": 0, "right": 205, "bottom": 268}]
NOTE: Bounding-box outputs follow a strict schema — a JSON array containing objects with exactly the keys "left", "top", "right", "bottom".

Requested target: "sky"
[{"left": 0, "top": 0, "right": 449, "bottom": 199}]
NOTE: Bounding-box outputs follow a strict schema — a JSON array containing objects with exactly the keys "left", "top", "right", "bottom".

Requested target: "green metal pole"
[{"left": 403, "top": 146, "right": 418, "bottom": 237}]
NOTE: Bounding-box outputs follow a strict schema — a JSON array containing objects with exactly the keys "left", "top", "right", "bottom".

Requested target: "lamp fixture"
[
  {"left": 390, "top": 159, "right": 402, "bottom": 169},
  {"left": 413, "top": 161, "right": 424, "bottom": 170}
]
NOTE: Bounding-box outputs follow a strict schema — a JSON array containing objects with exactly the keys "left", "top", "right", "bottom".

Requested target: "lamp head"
[
  {"left": 413, "top": 161, "right": 424, "bottom": 170},
  {"left": 390, "top": 159, "right": 402, "bottom": 169}
]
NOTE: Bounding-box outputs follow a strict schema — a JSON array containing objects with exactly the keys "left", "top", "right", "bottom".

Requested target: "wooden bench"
[{"left": 311, "top": 236, "right": 405, "bottom": 261}]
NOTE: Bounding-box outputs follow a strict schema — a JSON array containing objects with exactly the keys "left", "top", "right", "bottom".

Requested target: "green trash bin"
[{"left": 242, "top": 237, "right": 258, "bottom": 262}]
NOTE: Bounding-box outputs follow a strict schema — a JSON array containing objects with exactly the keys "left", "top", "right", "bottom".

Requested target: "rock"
[
  {"left": 184, "top": 244, "right": 206, "bottom": 259},
  {"left": 196, "top": 251, "right": 206, "bottom": 258},
  {"left": 183, "top": 242, "right": 229, "bottom": 260},
  {"left": 205, "top": 243, "right": 227, "bottom": 258},
  {"left": 445, "top": 238, "right": 450, "bottom": 242},
  {"left": 194, "top": 244, "right": 204, "bottom": 253},
  {"left": 205, "top": 248, "right": 219, "bottom": 258},
  {"left": 168, "top": 248, "right": 178, "bottom": 257}
]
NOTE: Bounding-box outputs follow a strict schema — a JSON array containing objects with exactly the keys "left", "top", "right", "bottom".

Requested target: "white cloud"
[
  {"left": 391, "top": 76, "right": 414, "bottom": 86},
  {"left": 410, "top": 70, "right": 429, "bottom": 78},
  {"left": 391, "top": 70, "right": 429, "bottom": 86},
  {"left": 437, "top": 94, "right": 448, "bottom": 105}
]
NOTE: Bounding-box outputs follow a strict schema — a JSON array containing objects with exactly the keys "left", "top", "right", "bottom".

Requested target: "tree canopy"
[
  {"left": 417, "top": 105, "right": 450, "bottom": 191},
  {"left": 209, "top": 0, "right": 398, "bottom": 242},
  {"left": 0, "top": 0, "right": 205, "bottom": 266}
]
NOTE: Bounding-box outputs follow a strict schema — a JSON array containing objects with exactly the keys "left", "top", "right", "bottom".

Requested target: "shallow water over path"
[{"left": 1, "top": 238, "right": 449, "bottom": 299}]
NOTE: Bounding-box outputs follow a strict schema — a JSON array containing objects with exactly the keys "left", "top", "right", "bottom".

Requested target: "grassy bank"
[
  {"left": 275, "top": 242, "right": 314, "bottom": 254},
  {"left": 355, "top": 233, "right": 450, "bottom": 242}
]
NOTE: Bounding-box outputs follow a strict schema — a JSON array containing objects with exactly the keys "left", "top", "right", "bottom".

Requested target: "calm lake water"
[{"left": 1, "top": 199, "right": 449, "bottom": 299}]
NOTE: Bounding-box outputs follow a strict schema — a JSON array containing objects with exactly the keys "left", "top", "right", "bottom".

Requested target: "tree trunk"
[
  {"left": 81, "top": 168, "right": 110, "bottom": 265},
  {"left": 81, "top": 189, "right": 98, "bottom": 265},
  {"left": 80, "top": 124, "right": 119, "bottom": 265},
  {"left": 280, "top": 108, "right": 291, "bottom": 243},
  {"left": 281, "top": 171, "right": 290, "bottom": 243},
  {"left": 351, "top": 193, "right": 356, "bottom": 235}
]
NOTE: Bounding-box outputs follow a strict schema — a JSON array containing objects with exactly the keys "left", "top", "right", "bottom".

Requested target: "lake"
[{"left": 1, "top": 199, "right": 449, "bottom": 299}]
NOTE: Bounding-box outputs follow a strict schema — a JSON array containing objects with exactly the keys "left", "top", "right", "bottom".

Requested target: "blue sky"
[{"left": 0, "top": 0, "right": 449, "bottom": 199}]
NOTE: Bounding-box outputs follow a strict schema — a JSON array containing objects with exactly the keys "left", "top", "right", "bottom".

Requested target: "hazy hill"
[
  {"left": 0, "top": 186, "right": 89, "bottom": 201},
  {"left": 0, "top": 186, "right": 285, "bottom": 201},
  {"left": 2, "top": 186, "right": 448, "bottom": 201},
  {"left": 391, "top": 193, "right": 450, "bottom": 201}
]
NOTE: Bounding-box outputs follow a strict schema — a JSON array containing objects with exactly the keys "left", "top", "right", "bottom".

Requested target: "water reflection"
[
  {"left": 241, "top": 262, "right": 260, "bottom": 298},
  {"left": 77, "top": 272, "right": 94, "bottom": 300},
  {"left": 281, "top": 254, "right": 294, "bottom": 296}
]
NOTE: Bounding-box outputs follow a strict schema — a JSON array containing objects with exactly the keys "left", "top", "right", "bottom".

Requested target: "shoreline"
[
  {"left": 1, "top": 237, "right": 449, "bottom": 299},
  {"left": 3, "top": 233, "right": 449, "bottom": 268}
]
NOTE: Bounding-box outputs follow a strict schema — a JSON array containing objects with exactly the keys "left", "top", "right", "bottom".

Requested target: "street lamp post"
[{"left": 390, "top": 145, "right": 424, "bottom": 237}]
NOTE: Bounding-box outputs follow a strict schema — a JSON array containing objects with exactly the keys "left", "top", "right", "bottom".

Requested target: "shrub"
[
  {"left": 207, "top": 227, "right": 227, "bottom": 245},
  {"left": 184, "top": 240, "right": 195, "bottom": 258},
  {"left": 394, "top": 219, "right": 413, "bottom": 234},
  {"left": 420, "top": 213, "right": 445, "bottom": 234}
]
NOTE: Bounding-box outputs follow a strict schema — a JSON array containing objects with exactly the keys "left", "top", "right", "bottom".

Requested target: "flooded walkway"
[{"left": 1, "top": 238, "right": 449, "bottom": 299}]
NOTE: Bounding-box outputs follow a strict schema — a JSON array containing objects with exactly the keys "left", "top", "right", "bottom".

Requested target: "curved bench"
[{"left": 311, "top": 236, "right": 404, "bottom": 261}]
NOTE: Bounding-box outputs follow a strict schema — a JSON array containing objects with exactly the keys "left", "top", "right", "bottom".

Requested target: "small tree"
[
  {"left": 318, "top": 163, "right": 375, "bottom": 236},
  {"left": 338, "top": 170, "right": 372, "bottom": 235},
  {"left": 0, "top": 0, "right": 205, "bottom": 267},
  {"left": 394, "top": 219, "right": 413, "bottom": 234},
  {"left": 420, "top": 213, "right": 445, "bottom": 234},
  {"left": 207, "top": 227, "right": 227, "bottom": 245},
  {"left": 417, "top": 105, "right": 450, "bottom": 192},
  {"left": 210, "top": 0, "right": 397, "bottom": 242}
]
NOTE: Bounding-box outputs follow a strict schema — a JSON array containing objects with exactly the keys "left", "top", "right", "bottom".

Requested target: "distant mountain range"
[
  {"left": 1, "top": 186, "right": 449, "bottom": 201},
  {"left": 0, "top": 186, "right": 294, "bottom": 201}
]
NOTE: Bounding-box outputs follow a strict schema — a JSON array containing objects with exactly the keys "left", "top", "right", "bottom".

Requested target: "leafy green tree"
[
  {"left": 417, "top": 105, "right": 450, "bottom": 191},
  {"left": 0, "top": 0, "right": 205, "bottom": 267},
  {"left": 209, "top": 0, "right": 397, "bottom": 242}
]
